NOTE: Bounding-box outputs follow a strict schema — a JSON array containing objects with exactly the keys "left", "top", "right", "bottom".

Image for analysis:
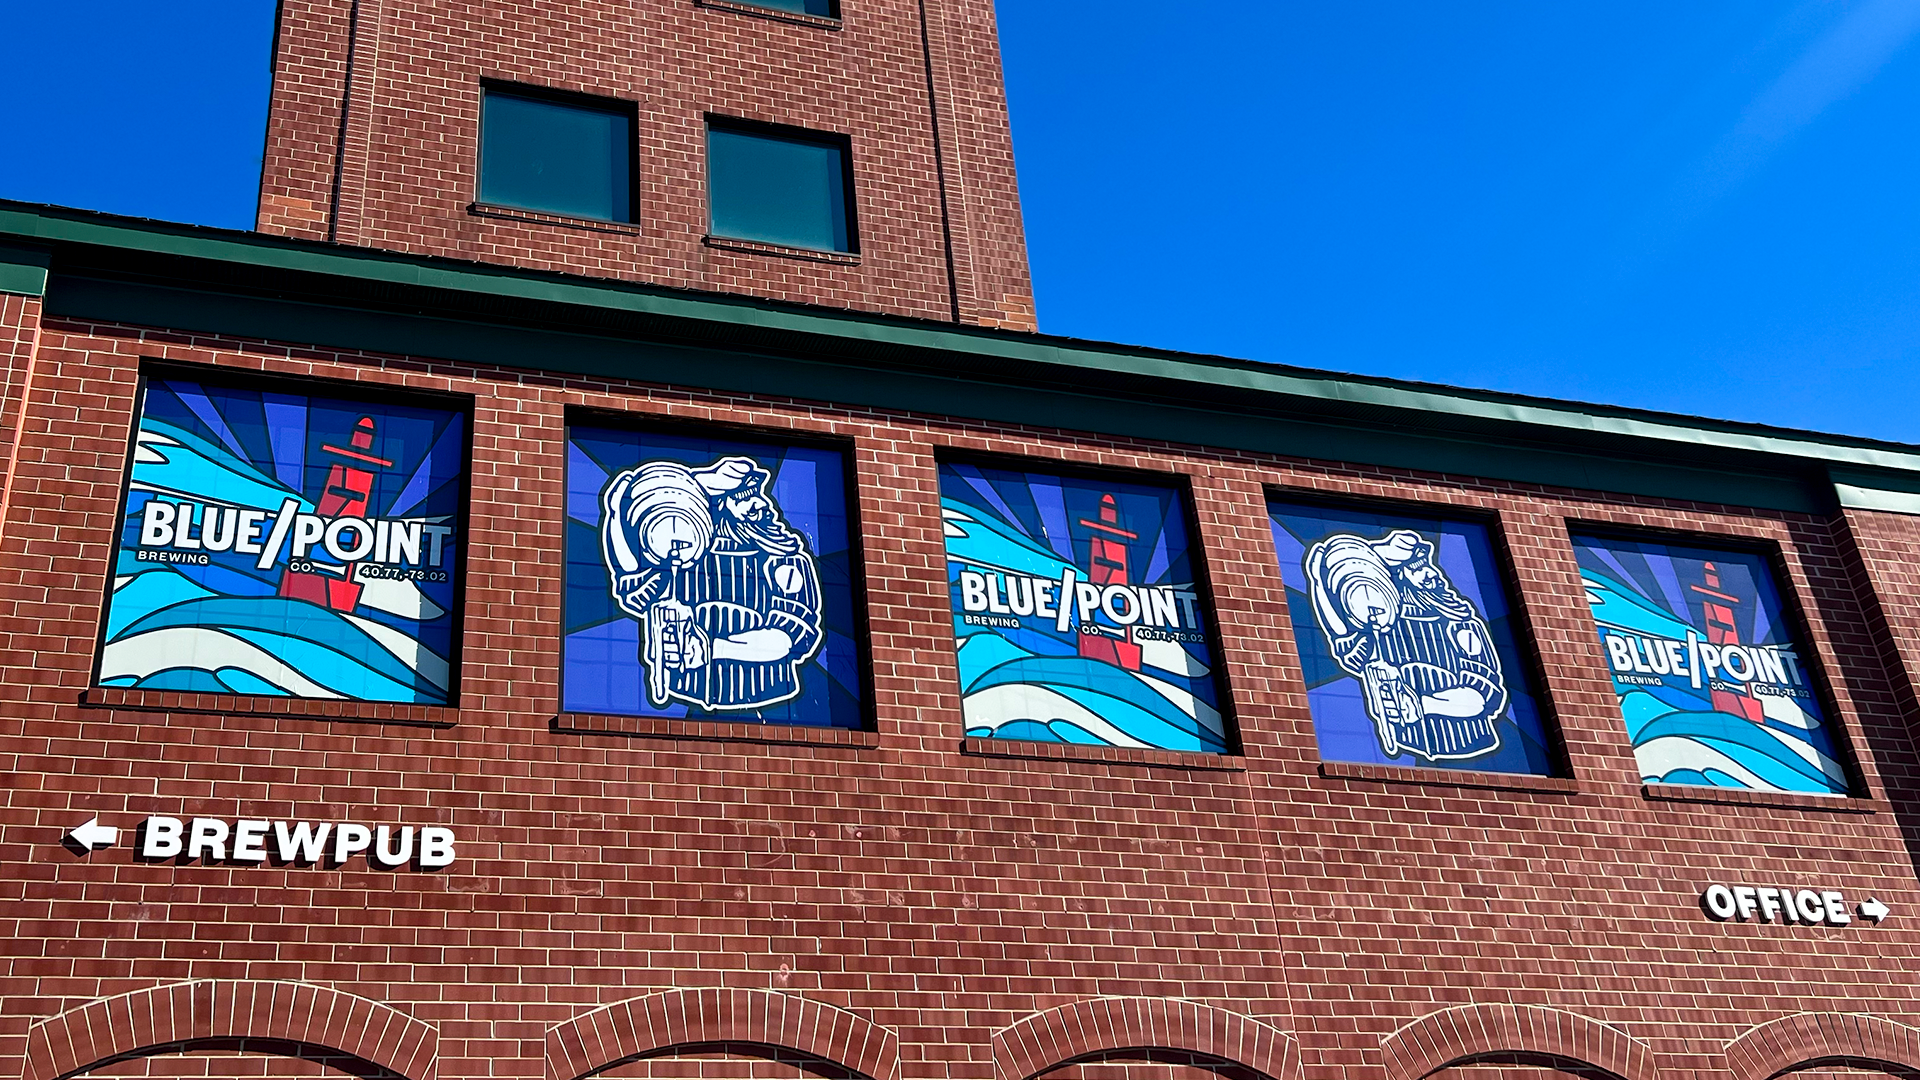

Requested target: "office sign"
[{"left": 1701, "top": 882, "right": 1888, "bottom": 925}]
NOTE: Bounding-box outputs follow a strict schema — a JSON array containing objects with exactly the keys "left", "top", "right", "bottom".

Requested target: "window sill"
[
  {"left": 554, "top": 712, "right": 878, "bottom": 749},
  {"left": 1318, "top": 760, "right": 1580, "bottom": 794},
  {"left": 703, "top": 234, "right": 860, "bottom": 265},
  {"left": 694, "top": 0, "right": 842, "bottom": 30},
  {"left": 470, "top": 202, "right": 641, "bottom": 235},
  {"left": 83, "top": 686, "right": 457, "bottom": 727},
  {"left": 960, "top": 736, "right": 1246, "bottom": 772},
  {"left": 1642, "top": 782, "right": 1882, "bottom": 814}
]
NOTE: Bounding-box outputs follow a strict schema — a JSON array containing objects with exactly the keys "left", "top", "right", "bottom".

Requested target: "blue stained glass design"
[
  {"left": 102, "top": 379, "right": 466, "bottom": 705},
  {"left": 1570, "top": 533, "right": 1849, "bottom": 795},
  {"left": 1270, "top": 501, "right": 1554, "bottom": 776},
  {"left": 563, "top": 426, "right": 863, "bottom": 729},
  {"left": 938, "top": 463, "right": 1229, "bottom": 754}
]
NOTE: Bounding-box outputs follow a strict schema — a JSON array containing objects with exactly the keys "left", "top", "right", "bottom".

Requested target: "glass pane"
[
  {"left": 708, "top": 126, "right": 850, "bottom": 252},
  {"left": 562, "top": 425, "right": 864, "bottom": 729},
  {"left": 1269, "top": 500, "right": 1556, "bottom": 776},
  {"left": 740, "top": 0, "right": 837, "bottom": 15},
  {"left": 105, "top": 378, "right": 467, "bottom": 705},
  {"left": 479, "top": 90, "right": 631, "bottom": 222},
  {"left": 1570, "top": 532, "right": 1850, "bottom": 795},
  {"left": 936, "top": 462, "right": 1230, "bottom": 754}
]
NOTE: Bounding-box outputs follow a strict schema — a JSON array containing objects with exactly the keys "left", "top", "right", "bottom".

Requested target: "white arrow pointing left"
[{"left": 67, "top": 816, "right": 118, "bottom": 852}]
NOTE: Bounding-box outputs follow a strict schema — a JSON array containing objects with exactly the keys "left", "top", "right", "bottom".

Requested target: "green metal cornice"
[
  {"left": 6, "top": 199, "right": 1918, "bottom": 513},
  {"left": 0, "top": 240, "right": 50, "bottom": 297}
]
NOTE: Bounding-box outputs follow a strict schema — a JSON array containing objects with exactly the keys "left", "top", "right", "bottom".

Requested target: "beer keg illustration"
[{"left": 602, "top": 463, "right": 714, "bottom": 588}]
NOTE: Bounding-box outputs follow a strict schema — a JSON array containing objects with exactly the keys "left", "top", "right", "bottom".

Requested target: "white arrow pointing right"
[
  {"left": 67, "top": 816, "right": 118, "bottom": 853},
  {"left": 1859, "top": 897, "right": 1891, "bottom": 923}
]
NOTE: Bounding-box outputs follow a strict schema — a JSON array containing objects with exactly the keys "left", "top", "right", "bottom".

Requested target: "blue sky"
[
  {"left": 1001, "top": 2, "right": 1920, "bottom": 441},
  {"left": 4, "top": 2, "right": 1918, "bottom": 441}
]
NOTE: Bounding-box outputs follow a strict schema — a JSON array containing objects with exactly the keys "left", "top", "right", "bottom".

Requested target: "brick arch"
[
  {"left": 544, "top": 988, "right": 900, "bottom": 1080},
  {"left": 22, "top": 980, "right": 438, "bottom": 1080},
  {"left": 992, "top": 998, "right": 1300, "bottom": 1080},
  {"left": 1726, "top": 1013, "right": 1920, "bottom": 1080},
  {"left": 1381, "top": 1004, "right": 1658, "bottom": 1080}
]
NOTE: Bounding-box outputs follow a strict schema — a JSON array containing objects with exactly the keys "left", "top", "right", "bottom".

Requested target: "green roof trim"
[
  {"left": 6, "top": 199, "right": 1918, "bottom": 514},
  {"left": 0, "top": 241, "right": 50, "bottom": 297},
  {"left": 1835, "top": 484, "right": 1920, "bottom": 516},
  {"left": 1832, "top": 467, "right": 1920, "bottom": 516}
]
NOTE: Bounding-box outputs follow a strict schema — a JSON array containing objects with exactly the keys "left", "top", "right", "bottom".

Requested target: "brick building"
[{"left": 4, "top": 4, "right": 1920, "bottom": 1080}]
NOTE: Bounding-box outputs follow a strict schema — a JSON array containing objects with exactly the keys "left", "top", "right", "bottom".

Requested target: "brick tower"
[{"left": 255, "top": 0, "right": 1037, "bottom": 329}]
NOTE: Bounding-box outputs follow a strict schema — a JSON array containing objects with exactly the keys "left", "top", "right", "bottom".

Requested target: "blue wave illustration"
[
  {"left": 965, "top": 652, "right": 1227, "bottom": 753},
  {"left": 1581, "top": 569, "right": 1692, "bottom": 640},
  {"left": 106, "top": 590, "right": 448, "bottom": 703},
  {"left": 225, "top": 627, "right": 429, "bottom": 701},
  {"left": 108, "top": 666, "right": 291, "bottom": 696},
  {"left": 1620, "top": 690, "right": 1684, "bottom": 742},
  {"left": 106, "top": 569, "right": 217, "bottom": 640},
  {"left": 955, "top": 628, "right": 1075, "bottom": 690},
  {"left": 133, "top": 419, "right": 313, "bottom": 513},
  {"left": 212, "top": 668, "right": 289, "bottom": 695},
  {"left": 1620, "top": 690, "right": 1845, "bottom": 794},
  {"left": 972, "top": 718, "right": 1118, "bottom": 746},
  {"left": 942, "top": 499, "right": 1072, "bottom": 579}
]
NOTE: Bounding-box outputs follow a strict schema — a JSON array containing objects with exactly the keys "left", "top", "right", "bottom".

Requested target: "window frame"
[
  {"left": 94, "top": 362, "right": 476, "bottom": 715},
  {"left": 1563, "top": 520, "right": 1868, "bottom": 800},
  {"left": 704, "top": 114, "right": 860, "bottom": 255},
  {"left": 556, "top": 407, "right": 878, "bottom": 737},
  {"left": 1264, "top": 486, "right": 1571, "bottom": 782},
  {"left": 695, "top": 0, "right": 842, "bottom": 26},
  {"left": 933, "top": 449, "right": 1242, "bottom": 758},
  {"left": 476, "top": 79, "right": 641, "bottom": 226}
]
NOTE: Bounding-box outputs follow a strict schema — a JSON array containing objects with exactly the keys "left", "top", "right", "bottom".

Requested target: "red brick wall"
[
  {"left": 256, "top": 0, "right": 349, "bottom": 240},
  {"left": 0, "top": 291, "right": 45, "bottom": 523},
  {"left": 4, "top": 322, "right": 1920, "bottom": 1080},
  {"left": 255, "top": 0, "right": 1036, "bottom": 329}
]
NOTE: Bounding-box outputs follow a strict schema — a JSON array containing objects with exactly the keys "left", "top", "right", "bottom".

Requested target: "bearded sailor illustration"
[
  {"left": 1304, "top": 529, "right": 1507, "bottom": 761},
  {"left": 599, "top": 455, "right": 823, "bottom": 711}
]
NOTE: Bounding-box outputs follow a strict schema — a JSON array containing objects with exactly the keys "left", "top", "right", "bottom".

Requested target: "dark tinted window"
[
  {"left": 479, "top": 87, "right": 633, "bottom": 222},
  {"left": 708, "top": 122, "right": 854, "bottom": 252},
  {"left": 742, "top": 0, "right": 838, "bottom": 16}
]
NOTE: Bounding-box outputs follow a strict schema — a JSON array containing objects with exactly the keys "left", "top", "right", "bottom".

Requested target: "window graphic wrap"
[
  {"left": 1571, "top": 533, "right": 1849, "bottom": 795},
  {"left": 564, "top": 426, "right": 863, "bottom": 729},
  {"left": 940, "top": 463, "right": 1227, "bottom": 753},
  {"left": 102, "top": 378, "right": 466, "bottom": 704},
  {"left": 1270, "top": 501, "right": 1554, "bottom": 775}
]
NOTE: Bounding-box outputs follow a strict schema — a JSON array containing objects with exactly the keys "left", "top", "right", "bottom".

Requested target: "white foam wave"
[
  {"left": 354, "top": 566, "right": 446, "bottom": 621},
  {"left": 1130, "top": 669, "right": 1219, "bottom": 733},
  {"left": 341, "top": 613, "right": 450, "bottom": 690},
  {"left": 962, "top": 683, "right": 1150, "bottom": 749},
  {"left": 99, "top": 626, "right": 341, "bottom": 699},
  {"left": 1139, "top": 636, "right": 1209, "bottom": 677},
  {"left": 1635, "top": 736, "right": 1769, "bottom": 790}
]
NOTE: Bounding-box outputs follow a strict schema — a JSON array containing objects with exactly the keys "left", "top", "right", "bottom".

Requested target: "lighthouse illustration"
[
  {"left": 278, "top": 415, "right": 391, "bottom": 612},
  {"left": 1075, "top": 493, "right": 1143, "bottom": 671},
  {"left": 1690, "top": 562, "right": 1765, "bottom": 724}
]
